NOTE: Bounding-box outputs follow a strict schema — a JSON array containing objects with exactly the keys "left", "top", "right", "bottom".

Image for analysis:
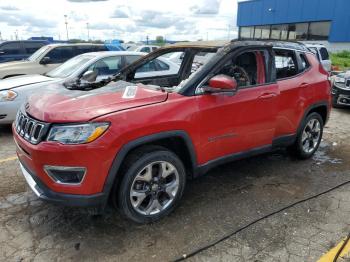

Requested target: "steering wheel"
[{"left": 231, "top": 66, "right": 251, "bottom": 86}]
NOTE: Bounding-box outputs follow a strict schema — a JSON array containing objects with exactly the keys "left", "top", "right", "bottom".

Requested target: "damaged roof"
[{"left": 166, "top": 39, "right": 309, "bottom": 52}]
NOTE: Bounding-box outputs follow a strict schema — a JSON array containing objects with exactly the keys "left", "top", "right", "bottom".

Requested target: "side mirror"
[
  {"left": 40, "top": 57, "right": 51, "bottom": 65},
  {"left": 81, "top": 70, "right": 98, "bottom": 82},
  {"left": 204, "top": 74, "right": 237, "bottom": 94}
]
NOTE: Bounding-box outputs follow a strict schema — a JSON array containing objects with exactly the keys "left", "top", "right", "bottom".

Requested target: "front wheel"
[
  {"left": 289, "top": 112, "right": 324, "bottom": 159},
  {"left": 116, "top": 146, "right": 186, "bottom": 224}
]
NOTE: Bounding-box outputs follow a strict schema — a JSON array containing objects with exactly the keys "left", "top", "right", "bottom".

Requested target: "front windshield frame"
[
  {"left": 27, "top": 45, "right": 51, "bottom": 62},
  {"left": 45, "top": 54, "right": 95, "bottom": 78}
]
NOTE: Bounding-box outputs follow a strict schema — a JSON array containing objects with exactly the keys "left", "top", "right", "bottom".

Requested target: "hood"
[
  {"left": 0, "top": 74, "right": 54, "bottom": 91},
  {"left": 26, "top": 81, "right": 168, "bottom": 123}
]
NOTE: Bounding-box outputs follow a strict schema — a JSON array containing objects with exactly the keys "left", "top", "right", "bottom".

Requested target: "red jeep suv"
[{"left": 13, "top": 41, "right": 331, "bottom": 223}]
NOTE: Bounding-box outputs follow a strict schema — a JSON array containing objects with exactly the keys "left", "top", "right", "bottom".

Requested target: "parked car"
[
  {"left": 0, "top": 51, "right": 179, "bottom": 124},
  {"left": 0, "top": 40, "right": 49, "bottom": 63},
  {"left": 0, "top": 43, "right": 109, "bottom": 79},
  {"left": 128, "top": 45, "right": 159, "bottom": 53},
  {"left": 331, "top": 71, "right": 350, "bottom": 107},
  {"left": 306, "top": 43, "right": 331, "bottom": 72},
  {"left": 13, "top": 40, "right": 331, "bottom": 223}
]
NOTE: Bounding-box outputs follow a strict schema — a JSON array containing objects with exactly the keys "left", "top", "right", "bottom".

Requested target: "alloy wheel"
[
  {"left": 301, "top": 118, "right": 321, "bottom": 153},
  {"left": 129, "top": 161, "right": 179, "bottom": 215}
]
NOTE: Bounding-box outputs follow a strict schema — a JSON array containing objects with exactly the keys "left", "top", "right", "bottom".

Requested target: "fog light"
[{"left": 44, "top": 166, "right": 86, "bottom": 185}]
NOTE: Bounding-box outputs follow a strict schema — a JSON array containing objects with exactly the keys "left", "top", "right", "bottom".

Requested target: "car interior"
[
  {"left": 274, "top": 49, "right": 298, "bottom": 79},
  {"left": 216, "top": 51, "right": 266, "bottom": 87},
  {"left": 125, "top": 48, "right": 218, "bottom": 88}
]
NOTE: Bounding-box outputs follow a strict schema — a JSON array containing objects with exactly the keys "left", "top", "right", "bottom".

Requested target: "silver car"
[
  {"left": 0, "top": 51, "right": 180, "bottom": 124},
  {"left": 0, "top": 43, "right": 108, "bottom": 79}
]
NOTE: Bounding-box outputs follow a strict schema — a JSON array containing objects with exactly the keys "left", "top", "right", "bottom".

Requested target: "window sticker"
[{"left": 122, "top": 86, "right": 138, "bottom": 98}]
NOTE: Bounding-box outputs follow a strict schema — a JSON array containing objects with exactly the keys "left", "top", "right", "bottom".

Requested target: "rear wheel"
[
  {"left": 116, "top": 146, "right": 186, "bottom": 223},
  {"left": 289, "top": 112, "right": 323, "bottom": 159}
]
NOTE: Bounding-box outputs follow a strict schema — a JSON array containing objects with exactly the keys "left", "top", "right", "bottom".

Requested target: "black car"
[
  {"left": 0, "top": 40, "right": 49, "bottom": 63},
  {"left": 332, "top": 72, "right": 350, "bottom": 107}
]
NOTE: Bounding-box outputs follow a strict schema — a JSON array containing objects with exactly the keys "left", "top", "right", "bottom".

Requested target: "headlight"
[
  {"left": 0, "top": 90, "right": 17, "bottom": 102},
  {"left": 47, "top": 122, "right": 109, "bottom": 144},
  {"left": 334, "top": 75, "right": 345, "bottom": 83}
]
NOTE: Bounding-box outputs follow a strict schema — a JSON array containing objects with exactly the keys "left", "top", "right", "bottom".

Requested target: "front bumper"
[
  {"left": 332, "top": 84, "right": 350, "bottom": 106},
  {"left": 19, "top": 160, "right": 106, "bottom": 207}
]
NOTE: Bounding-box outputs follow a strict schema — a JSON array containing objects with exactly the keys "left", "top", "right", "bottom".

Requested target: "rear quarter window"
[{"left": 299, "top": 53, "right": 310, "bottom": 72}]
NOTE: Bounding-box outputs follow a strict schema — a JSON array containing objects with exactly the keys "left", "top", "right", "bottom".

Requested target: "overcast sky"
[{"left": 0, "top": 0, "right": 239, "bottom": 42}]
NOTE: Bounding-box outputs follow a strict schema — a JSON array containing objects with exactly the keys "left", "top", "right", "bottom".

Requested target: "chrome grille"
[{"left": 15, "top": 111, "right": 47, "bottom": 144}]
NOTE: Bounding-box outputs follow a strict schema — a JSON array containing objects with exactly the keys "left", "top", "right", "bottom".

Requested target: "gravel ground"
[{"left": 0, "top": 108, "right": 350, "bottom": 261}]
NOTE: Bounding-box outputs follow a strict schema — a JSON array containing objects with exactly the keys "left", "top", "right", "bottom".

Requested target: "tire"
[
  {"left": 289, "top": 112, "right": 324, "bottom": 159},
  {"left": 115, "top": 146, "right": 186, "bottom": 224}
]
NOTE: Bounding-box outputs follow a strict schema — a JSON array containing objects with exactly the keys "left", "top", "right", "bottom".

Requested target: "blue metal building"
[{"left": 237, "top": 0, "right": 350, "bottom": 43}]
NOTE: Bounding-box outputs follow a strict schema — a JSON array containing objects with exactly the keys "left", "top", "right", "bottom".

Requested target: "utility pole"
[
  {"left": 146, "top": 35, "right": 149, "bottom": 45},
  {"left": 86, "top": 22, "right": 90, "bottom": 41},
  {"left": 14, "top": 30, "right": 18, "bottom": 40},
  {"left": 0, "top": 31, "right": 2, "bottom": 41},
  {"left": 64, "top": 15, "right": 69, "bottom": 40}
]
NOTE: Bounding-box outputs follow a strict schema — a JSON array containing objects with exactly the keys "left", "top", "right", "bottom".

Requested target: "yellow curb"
[
  {"left": 0, "top": 156, "right": 17, "bottom": 164},
  {"left": 318, "top": 236, "right": 350, "bottom": 262}
]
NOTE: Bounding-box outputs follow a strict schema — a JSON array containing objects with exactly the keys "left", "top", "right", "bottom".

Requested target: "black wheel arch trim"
[
  {"left": 102, "top": 130, "right": 197, "bottom": 200},
  {"left": 297, "top": 101, "right": 329, "bottom": 135}
]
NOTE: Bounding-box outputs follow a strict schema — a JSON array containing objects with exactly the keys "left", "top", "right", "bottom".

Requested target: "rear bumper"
[{"left": 19, "top": 160, "right": 107, "bottom": 207}]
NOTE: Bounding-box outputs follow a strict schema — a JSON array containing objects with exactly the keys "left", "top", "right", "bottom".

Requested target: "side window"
[
  {"left": 274, "top": 50, "right": 298, "bottom": 80},
  {"left": 24, "top": 42, "right": 46, "bottom": 54},
  {"left": 140, "top": 47, "right": 150, "bottom": 53},
  {"left": 87, "top": 56, "right": 122, "bottom": 76},
  {"left": 133, "top": 51, "right": 181, "bottom": 79},
  {"left": 0, "top": 42, "right": 21, "bottom": 55},
  {"left": 216, "top": 51, "right": 266, "bottom": 87},
  {"left": 136, "top": 60, "right": 158, "bottom": 72},
  {"left": 124, "top": 55, "right": 142, "bottom": 66},
  {"left": 319, "top": 47, "right": 329, "bottom": 60},
  {"left": 299, "top": 53, "right": 310, "bottom": 71},
  {"left": 155, "top": 59, "right": 170, "bottom": 71},
  {"left": 45, "top": 46, "right": 75, "bottom": 63}
]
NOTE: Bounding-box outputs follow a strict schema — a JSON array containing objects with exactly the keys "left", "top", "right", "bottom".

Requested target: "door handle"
[
  {"left": 300, "top": 83, "right": 309, "bottom": 88},
  {"left": 258, "top": 93, "right": 277, "bottom": 99}
]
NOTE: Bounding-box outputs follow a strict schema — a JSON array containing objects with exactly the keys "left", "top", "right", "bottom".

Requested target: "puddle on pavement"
[{"left": 313, "top": 141, "right": 343, "bottom": 165}]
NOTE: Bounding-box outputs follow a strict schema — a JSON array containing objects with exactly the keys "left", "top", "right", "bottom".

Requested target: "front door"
[{"left": 197, "top": 49, "right": 279, "bottom": 164}]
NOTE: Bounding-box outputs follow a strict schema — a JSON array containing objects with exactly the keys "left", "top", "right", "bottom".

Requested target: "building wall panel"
[{"left": 237, "top": 0, "right": 350, "bottom": 42}]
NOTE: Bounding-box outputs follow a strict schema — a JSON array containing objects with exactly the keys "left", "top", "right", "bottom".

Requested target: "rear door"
[
  {"left": 196, "top": 48, "right": 279, "bottom": 163},
  {"left": 274, "top": 48, "right": 311, "bottom": 137}
]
